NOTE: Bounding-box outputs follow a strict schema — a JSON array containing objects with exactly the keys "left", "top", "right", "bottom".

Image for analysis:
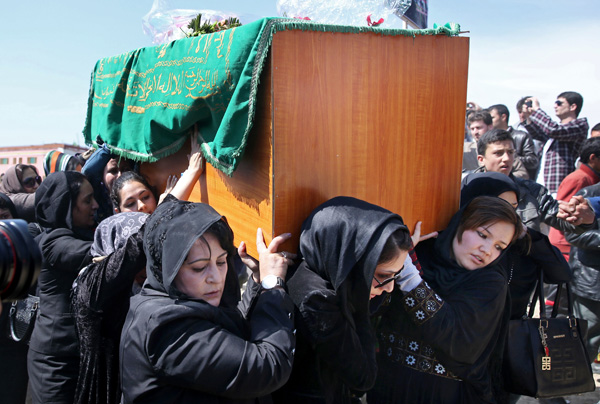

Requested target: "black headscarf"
[
  {"left": 298, "top": 196, "right": 408, "bottom": 310},
  {"left": 0, "top": 192, "right": 17, "bottom": 218},
  {"left": 421, "top": 195, "right": 515, "bottom": 296},
  {"left": 460, "top": 172, "right": 520, "bottom": 209},
  {"left": 143, "top": 195, "right": 240, "bottom": 306},
  {"left": 35, "top": 171, "right": 91, "bottom": 233}
]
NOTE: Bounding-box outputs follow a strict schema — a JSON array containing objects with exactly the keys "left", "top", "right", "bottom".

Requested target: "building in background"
[{"left": 0, "top": 144, "right": 88, "bottom": 178}]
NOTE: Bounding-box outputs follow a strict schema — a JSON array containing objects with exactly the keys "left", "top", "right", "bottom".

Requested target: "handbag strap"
[
  {"left": 527, "top": 270, "right": 548, "bottom": 319},
  {"left": 551, "top": 282, "right": 563, "bottom": 318},
  {"left": 547, "top": 282, "right": 575, "bottom": 319},
  {"left": 563, "top": 282, "right": 575, "bottom": 318},
  {"left": 527, "top": 270, "right": 575, "bottom": 320},
  {"left": 527, "top": 276, "right": 540, "bottom": 318}
]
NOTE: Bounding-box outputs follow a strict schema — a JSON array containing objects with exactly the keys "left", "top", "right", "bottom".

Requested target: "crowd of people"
[{"left": 0, "top": 90, "right": 598, "bottom": 404}]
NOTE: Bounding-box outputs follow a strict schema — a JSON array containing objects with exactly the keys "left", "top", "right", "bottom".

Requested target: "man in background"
[
  {"left": 463, "top": 110, "right": 527, "bottom": 178},
  {"left": 489, "top": 103, "right": 539, "bottom": 179},
  {"left": 522, "top": 91, "right": 589, "bottom": 196},
  {"left": 591, "top": 123, "right": 600, "bottom": 138},
  {"left": 463, "top": 110, "right": 493, "bottom": 172}
]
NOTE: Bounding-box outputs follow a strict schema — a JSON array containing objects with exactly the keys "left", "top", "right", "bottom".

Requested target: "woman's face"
[
  {"left": 72, "top": 180, "right": 99, "bottom": 229},
  {"left": 173, "top": 233, "right": 228, "bottom": 306},
  {"left": 103, "top": 158, "right": 127, "bottom": 191},
  {"left": 21, "top": 167, "right": 40, "bottom": 193},
  {"left": 370, "top": 249, "right": 408, "bottom": 299},
  {"left": 117, "top": 180, "right": 157, "bottom": 214},
  {"left": 452, "top": 221, "right": 515, "bottom": 270}
]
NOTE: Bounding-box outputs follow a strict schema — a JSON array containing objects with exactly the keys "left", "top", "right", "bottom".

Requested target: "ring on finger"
[{"left": 280, "top": 252, "right": 287, "bottom": 259}]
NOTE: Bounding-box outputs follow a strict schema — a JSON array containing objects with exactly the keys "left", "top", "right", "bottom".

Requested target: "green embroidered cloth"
[{"left": 83, "top": 18, "right": 460, "bottom": 175}]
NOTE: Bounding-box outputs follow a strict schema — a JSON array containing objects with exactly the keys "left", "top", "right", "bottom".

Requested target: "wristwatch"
[{"left": 261, "top": 275, "right": 285, "bottom": 290}]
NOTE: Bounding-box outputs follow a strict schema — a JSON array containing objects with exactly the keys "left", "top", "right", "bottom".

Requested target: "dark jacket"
[
  {"left": 27, "top": 172, "right": 96, "bottom": 404},
  {"left": 120, "top": 277, "right": 295, "bottom": 404},
  {"left": 29, "top": 228, "right": 93, "bottom": 355},
  {"left": 120, "top": 196, "right": 295, "bottom": 404},
  {"left": 504, "top": 230, "right": 571, "bottom": 319},
  {"left": 566, "top": 183, "right": 600, "bottom": 300},
  {"left": 509, "top": 127, "right": 540, "bottom": 180}
]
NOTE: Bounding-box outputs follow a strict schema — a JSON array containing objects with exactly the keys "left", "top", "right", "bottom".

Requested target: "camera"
[
  {"left": 525, "top": 100, "right": 533, "bottom": 108},
  {"left": 0, "top": 219, "right": 42, "bottom": 302}
]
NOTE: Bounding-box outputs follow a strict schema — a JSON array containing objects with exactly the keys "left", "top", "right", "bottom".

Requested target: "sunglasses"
[
  {"left": 555, "top": 100, "right": 564, "bottom": 106},
  {"left": 373, "top": 267, "right": 404, "bottom": 289},
  {"left": 22, "top": 175, "right": 42, "bottom": 188}
]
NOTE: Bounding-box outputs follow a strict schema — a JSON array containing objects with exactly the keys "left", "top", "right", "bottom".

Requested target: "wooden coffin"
[{"left": 142, "top": 29, "right": 469, "bottom": 257}]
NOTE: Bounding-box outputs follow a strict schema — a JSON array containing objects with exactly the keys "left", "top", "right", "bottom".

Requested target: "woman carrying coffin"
[
  {"left": 369, "top": 195, "right": 522, "bottom": 403},
  {"left": 120, "top": 196, "right": 296, "bottom": 403}
]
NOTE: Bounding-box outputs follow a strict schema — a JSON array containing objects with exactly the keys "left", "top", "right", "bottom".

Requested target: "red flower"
[
  {"left": 366, "top": 14, "right": 384, "bottom": 27},
  {"left": 294, "top": 16, "right": 311, "bottom": 20}
]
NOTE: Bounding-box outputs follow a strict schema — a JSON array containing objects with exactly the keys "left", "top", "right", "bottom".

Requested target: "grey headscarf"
[{"left": 91, "top": 212, "right": 148, "bottom": 258}]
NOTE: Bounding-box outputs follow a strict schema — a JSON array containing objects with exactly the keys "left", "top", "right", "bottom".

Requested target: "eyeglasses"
[
  {"left": 555, "top": 100, "right": 564, "bottom": 106},
  {"left": 22, "top": 176, "right": 42, "bottom": 188},
  {"left": 373, "top": 267, "right": 404, "bottom": 289}
]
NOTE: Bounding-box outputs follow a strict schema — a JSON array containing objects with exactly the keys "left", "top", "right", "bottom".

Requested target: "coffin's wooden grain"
[{"left": 142, "top": 30, "right": 470, "bottom": 258}]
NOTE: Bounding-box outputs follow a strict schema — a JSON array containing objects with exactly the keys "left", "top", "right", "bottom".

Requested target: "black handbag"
[
  {"left": 8, "top": 294, "right": 39, "bottom": 344},
  {"left": 503, "top": 272, "right": 595, "bottom": 398}
]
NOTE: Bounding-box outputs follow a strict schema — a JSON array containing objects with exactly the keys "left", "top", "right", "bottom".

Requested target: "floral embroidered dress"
[{"left": 369, "top": 207, "right": 511, "bottom": 404}]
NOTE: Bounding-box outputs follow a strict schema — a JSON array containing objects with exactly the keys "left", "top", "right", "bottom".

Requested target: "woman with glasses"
[
  {"left": 272, "top": 196, "right": 412, "bottom": 404},
  {"left": 368, "top": 192, "right": 523, "bottom": 404},
  {"left": 0, "top": 164, "right": 42, "bottom": 222}
]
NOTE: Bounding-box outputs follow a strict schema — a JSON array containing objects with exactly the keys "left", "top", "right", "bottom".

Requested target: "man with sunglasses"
[{"left": 521, "top": 91, "right": 589, "bottom": 197}]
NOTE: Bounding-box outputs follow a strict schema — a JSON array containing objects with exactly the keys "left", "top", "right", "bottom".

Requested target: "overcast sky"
[{"left": 1, "top": 0, "right": 598, "bottom": 147}]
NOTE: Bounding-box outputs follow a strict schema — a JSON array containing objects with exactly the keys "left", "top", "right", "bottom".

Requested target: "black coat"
[
  {"left": 509, "top": 127, "right": 540, "bottom": 180},
  {"left": 120, "top": 280, "right": 295, "bottom": 404},
  {"left": 120, "top": 196, "right": 296, "bottom": 404},
  {"left": 567, "top": 183, "right": 600, "bottom": 300},
  {"left": 29, "top": 228, "right": 93, "bottom": 355},
  {"left": 504, "top": 230, "right": 571, "bottom": 319},
  {"left": 27, "top": 172, "right": 96, "bottom": 404},
  {"left": 275, "top": 262, "right": 378, "bottom": 404}
]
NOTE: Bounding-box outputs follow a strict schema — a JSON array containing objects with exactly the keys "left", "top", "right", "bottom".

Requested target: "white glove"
[{"left": 395, "top": 254, "right": 422, "bottom": 293}]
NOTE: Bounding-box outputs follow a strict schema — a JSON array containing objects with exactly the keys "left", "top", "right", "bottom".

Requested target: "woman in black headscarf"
[
  {"left": 462, "top": 173, "right": 571, "bottom": 404},
  {"left": 369, "top": 194, "right": 522, "bottom": 404},
  {"left": 272, "top": 196, "right": 413, "bottom": 404},
  {"left": 72, "top": 212, "right": 148, "bottom": 404},
  {"left": 461, "top": 172, "right": 571, "bottom": 320},
  {"left": 119, "top": 195, "right": 296, "bottom": 404},
  {"left": 27, "top": 171, "right": 99, "bottom": 404}
]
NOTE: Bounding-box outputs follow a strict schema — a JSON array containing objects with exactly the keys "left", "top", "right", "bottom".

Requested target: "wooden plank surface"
[{"left": 271, "top": 31, "right": 469, "bottom": 251}]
